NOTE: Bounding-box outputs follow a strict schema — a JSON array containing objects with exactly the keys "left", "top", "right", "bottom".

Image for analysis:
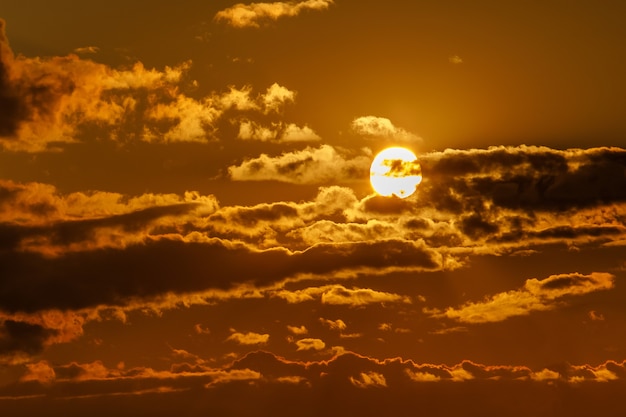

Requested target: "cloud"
[
  {"left": 588, "top": 310, "right": 605, "bottom": 321},
  {"left": 271, "top": 284, "right": 414, "bottom": 307},
  {"left": 20, "top": 360, "right": 56, "bottom": 384},
  {"left": 1, "top": 145, "right": 624, "bottom": 366},
  {"left": 530, "top": 368, "right": 560, "bottom": 381},
  {"left": 350, "top": 371, "right": 387, "bottom": 388},
  {"left": 320, "top": 285, "right": 412, "bottom": 306},
  {"left": 286, "top": 325, "right": 308, "bottom": 335},
  {"left": 73, "top": 46, "right": 100, "bottom": 55},
  {"left": 5, "top": 350, "right": 626, "bottom": 416},
  {"left": 0, "top": 181, "right": 443, "bottom": 316},
  {"left": 295, "top": 338, "right": 326, "bottom": 351},
  {"left": 429, "top": 272, "right": 615, "bottom": 323},
  {"left": 228, "top": 145, "right": 371, "bottom": 184},
  {"left": 281, "top": 123, "right": 322, "bottom": 142},
  {"left": 449, "top": 55, "right": 463, "bottom": 64},
  {"left": 263, "top": 82, "right": 295, "bottom": 112},
  {"left": 418, "top": 146, "right": 626, "bottom": 213},
  {"left": 0, "top": 320, "right": 56, "bottom": 357},
  {"left": 351, "top": 116, "right": 421, "bottom": 143},
  {"left": 0, "top": 22, "right": 305, "bottom": 150},
  {"left": 237, "top": 120, "right": 321, "bottom": 142},
  {"left": 0, "top": 19, "right": 199, "bottom": 151},
  {"left": 319, "top": 318, "right": 347, "bottom": 331},
  {"left": 226, "top": 331, "right": 270, "bottom": 346},
  {"left": 405, "top": 369, "right": 441, "bottom": 382},
  {"left": 215, "top": 0, "right": 334, "bottom": 28},
  {"left": 194, "top": 324, "right": 211, "bottom": 335},
  {"left": 0, "top": 179, "right": 218, "bottom": 255}
]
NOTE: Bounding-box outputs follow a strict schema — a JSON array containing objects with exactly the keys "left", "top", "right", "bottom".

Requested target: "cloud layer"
[{"left": 4, "top": 350, "right": 626, "bottom": 416}]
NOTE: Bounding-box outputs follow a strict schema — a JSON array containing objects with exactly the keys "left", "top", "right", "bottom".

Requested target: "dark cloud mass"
[
  {"left": 0, "top": 320, "right": 56, "bottom": 356},
  {"left": 0, "top": 19, "right": 21, "bottom": 137},
  {"left": 420, "top": 146, "right": 626, "bottom": 212},
  {"left": 0, "top": 238, "right": 439, "bottom": 313}
]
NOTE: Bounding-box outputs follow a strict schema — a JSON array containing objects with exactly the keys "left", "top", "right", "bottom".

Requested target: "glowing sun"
[{"left": 370, "top": 147, "right": 422, "bottom": 198}]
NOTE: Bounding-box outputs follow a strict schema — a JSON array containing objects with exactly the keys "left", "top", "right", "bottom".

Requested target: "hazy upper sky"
[{"left": 1, "top": 1, "right": 626, "bottom": 416}]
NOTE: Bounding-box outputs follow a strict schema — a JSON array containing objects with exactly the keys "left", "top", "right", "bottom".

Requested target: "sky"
[{"left": 1, "top": 1, "right": 626, "bottom": 415}]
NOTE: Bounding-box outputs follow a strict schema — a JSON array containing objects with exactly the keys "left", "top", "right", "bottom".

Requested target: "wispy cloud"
[
  {"left": 350, "top": 371, "right": 387, "bottom": 388},
  {"left": 73, "top": 46, "right": 99, "bottom": 55},
  {"left": 295, "top": 338, "right": 325, "bottom": 351},
  {"left": 215, "top": 0, "right": 334, "bottom": 28},
  {"left": 228, "top": 145, "right": 370, "bottom": 184},
  {"left": 428, "top": 272, "right": 615, "bottom": 323},
  {"left": 271, "top": 283, "right": 417, "bottom": 306}
]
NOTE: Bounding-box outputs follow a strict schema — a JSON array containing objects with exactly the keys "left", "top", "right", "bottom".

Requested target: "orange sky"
[{"left": 1, "top": 1, "right": 626, "bottom": 416}]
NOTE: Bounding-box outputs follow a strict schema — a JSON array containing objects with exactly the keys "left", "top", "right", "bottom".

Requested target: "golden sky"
[{"left": 1, "top": 1, "right": 626, "bottom": 416}]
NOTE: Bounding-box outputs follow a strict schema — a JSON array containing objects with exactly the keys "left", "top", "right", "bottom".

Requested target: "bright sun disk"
[{"left": 370, "top": 147, "right": 422, "bottom": 198}]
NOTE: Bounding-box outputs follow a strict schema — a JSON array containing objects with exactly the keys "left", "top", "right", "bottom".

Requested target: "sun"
[{"left": 370, "top": 147, "right": 422, "bottom": 198}]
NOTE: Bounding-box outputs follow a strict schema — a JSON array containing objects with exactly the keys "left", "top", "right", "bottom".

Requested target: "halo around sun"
[{"left": 370, "top": 147, "right": 422, "bottom": 198}]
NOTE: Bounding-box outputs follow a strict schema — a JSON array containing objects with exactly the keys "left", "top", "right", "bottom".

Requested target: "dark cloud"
[
  {"left": 0, "top": 238, "right": 440, "bottom": 313},
  {"left": 420, "top": 146, "right": 626, "bottom": 213},
  {"left": 0, "top": 320, "right": 56, "bottom": 356},
  {"left": 458, "top": 213, "right": 499, "bottom": 239},
  {"left": 0, "top": 203, "right": 199, "bottom": 251},
  {"left": 209, "top": 203, "right": 298, "bottom": 227},
  {"left": 0, "top": 19, "right": 78, "bottom": 143},
  {"left": 0, "top": 19, "right": 22, "bottom": 137}
]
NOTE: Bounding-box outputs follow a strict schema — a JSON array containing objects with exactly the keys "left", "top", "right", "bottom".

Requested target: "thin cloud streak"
[{"left": 215, "top": 0, "right": 334, "bottom": 28}]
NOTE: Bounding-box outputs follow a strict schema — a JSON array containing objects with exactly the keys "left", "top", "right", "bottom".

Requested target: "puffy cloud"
[
  {"left": 295, "top": 338, "right": 326, "bottom": 351},
  {"left": 0, "top": 18, "right": 198, "bottom": 151},
  {"left": 215, "top": 0, "right": 334, "bottom": 28},
  {"left": 238, "top": 120, "right": 278, "bottom": 141},
  {"left": 144, "top": 94, "right": 221, "bottom": 143},
  {"left": 0, "top": 22, "right": 305, "bottom": 150},
  {"left": 351, "top": 116, "right": 421, "bottom": 143},
  {"left": 226, "top": 331, "right": 270, "bottom": 346},
  {"left": 263, "top": 83, "right": 295, "bottom": 112},
  {"left": 228, "top": 145, "right": 371, "bottom": 184},
  {"left": 280, "top": 123, "right": 321, "bottom": 142},
  {"left": 429, "top": 272, "right": 615, "bottom": 323}
]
